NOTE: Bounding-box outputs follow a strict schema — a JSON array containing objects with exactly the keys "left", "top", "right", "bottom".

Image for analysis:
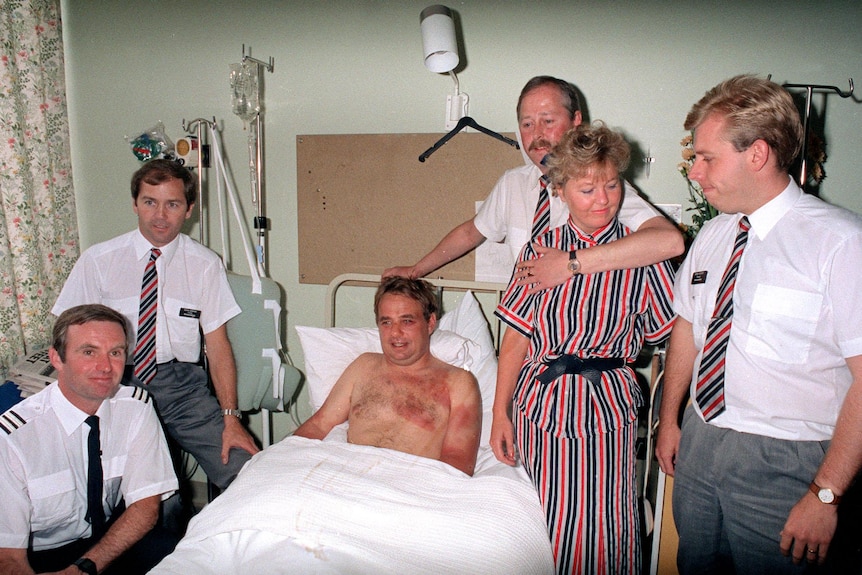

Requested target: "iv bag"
[{"left": 230, "top": 61, "right": 260, "bottom": 124}]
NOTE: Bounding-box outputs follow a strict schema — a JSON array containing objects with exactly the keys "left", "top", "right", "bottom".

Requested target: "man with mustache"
[{"left": 384, "top": 76, "right": 683, "bottom": 287}]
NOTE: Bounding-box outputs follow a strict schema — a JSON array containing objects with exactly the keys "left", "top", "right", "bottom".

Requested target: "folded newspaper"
[{"left": 8, "top": 349, "right": 56, "bottom": 397}]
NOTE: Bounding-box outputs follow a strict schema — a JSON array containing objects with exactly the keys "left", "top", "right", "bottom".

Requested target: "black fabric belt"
[{"left": 535, "top": 355, "right": 626, "bottom": 386}]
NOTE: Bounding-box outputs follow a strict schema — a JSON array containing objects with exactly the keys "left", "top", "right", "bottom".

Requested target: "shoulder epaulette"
[
  {"left": 129, "top": 386, "right": 152, "bottom": 404},
  {"left": 0, "top": 409, "right": 28, "bottom": 435}
]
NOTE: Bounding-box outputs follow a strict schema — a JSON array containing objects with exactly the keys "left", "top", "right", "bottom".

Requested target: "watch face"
[
  {"left": 818, "top": 489, "right": 835, "bottom": 504},
  {"left": 567, "top": 259, "right": 580, "bottom": 273}
]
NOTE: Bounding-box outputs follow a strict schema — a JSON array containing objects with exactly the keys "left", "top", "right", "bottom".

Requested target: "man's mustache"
[{"left": 528, "top": 139, "right": 553, "bottom": 152}]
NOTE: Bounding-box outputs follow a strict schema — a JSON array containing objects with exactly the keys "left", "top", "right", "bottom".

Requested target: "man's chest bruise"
[{"left": 352, "top": 377, "right": 450, "bottom": 432}]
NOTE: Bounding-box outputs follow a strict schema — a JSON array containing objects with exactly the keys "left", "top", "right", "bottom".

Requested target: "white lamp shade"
[{"left": 420, "top": 5, "right": 458, "bottom": 74}]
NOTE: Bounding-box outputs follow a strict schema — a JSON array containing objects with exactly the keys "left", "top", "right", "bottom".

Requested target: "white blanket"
[{"left": 151, "top": 436, "right": 553, "bottom": 575}]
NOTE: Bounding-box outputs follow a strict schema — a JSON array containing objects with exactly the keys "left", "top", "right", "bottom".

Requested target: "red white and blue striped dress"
[{"left": 496, "top": 218, "right": 675, "bottom": 574}]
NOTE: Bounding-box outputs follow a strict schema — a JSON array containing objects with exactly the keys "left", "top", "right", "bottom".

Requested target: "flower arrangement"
[{"left": 678, "top": 134, "right": 718, "bottom": 239}]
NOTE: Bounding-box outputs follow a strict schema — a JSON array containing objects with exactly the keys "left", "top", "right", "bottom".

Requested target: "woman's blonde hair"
[{"left": 546, "top": 122, "right": 630, "bottom": 194}]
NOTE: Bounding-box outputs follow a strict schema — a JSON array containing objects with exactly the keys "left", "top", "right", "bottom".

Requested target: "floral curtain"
[{"left": 0, "top": 0, "right": 78, "bottom": 379}]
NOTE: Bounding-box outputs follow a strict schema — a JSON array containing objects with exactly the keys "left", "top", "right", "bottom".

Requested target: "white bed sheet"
[
  {"left": 151, "top": 289, "right": 553, "bottom": 574},
  {"left": 150, "top": 436, "right": 553, "bottom": 574}
]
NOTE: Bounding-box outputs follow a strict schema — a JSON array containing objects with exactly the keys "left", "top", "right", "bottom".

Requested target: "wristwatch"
[
  {"left": 809, "top": 481, "right": 841, "bottom": 505},
  {"left": 567, "top": 250, "right": 581, "bottom": 275},
  {"left": 73, "top": 557, "right": 98, "bottom": 575},
  {"left": 222, "top": 408, "right": 241, "bottom": 418}
]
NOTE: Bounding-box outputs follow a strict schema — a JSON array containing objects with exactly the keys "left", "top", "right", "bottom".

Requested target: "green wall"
[{"left": 61, "top": 0, "right": 862, "bottom": 444}]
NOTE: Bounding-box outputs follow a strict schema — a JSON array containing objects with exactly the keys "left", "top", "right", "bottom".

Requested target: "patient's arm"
[
  {"left": 439, "top": 370, "right": 483, "bottom": 476},
  {"left": 294, "top": 355, "right": 368, "bottom": 439}
]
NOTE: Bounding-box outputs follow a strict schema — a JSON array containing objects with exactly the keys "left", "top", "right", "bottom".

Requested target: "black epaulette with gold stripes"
[
  {"left": 0, "top": 409, "right": 27, "bottom": 435},
  {"left": 130, "top": 386, "right": 152, "bottom": 404}
]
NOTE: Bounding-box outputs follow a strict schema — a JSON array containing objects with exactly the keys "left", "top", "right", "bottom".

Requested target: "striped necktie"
[
  {"left": 695, "top": 216, "right": 750, "bottom": 421},
  {"left": 133, "top": 248, "right": 161, "bottom": 384},
  {"left": 85, "top": 415, "right": 106, "bottom": 537},
  {"left": 531, "top": 176, "right": 550, "bottom": 240}
]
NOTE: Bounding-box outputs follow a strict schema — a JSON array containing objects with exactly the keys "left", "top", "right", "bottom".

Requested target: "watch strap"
[
  {"left": 809, "top": 481, "right": 841, "bottom": 505},
  {"left": 74, "top": 557, "right": 98, "bottom": 575},
  {"left": 567, "top": 250, "right": 580, "bottom": 275},
  {"left": 222, "top": 408, "right": 241, "bottom": 418}
]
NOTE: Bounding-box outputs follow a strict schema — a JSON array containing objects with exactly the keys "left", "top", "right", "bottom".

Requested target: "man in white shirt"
[
  {"left": 656, "top": 75, "right": 862, "bottom": 573},
  {"left": 0, "top": 304, "right": 178, "bottom": 575},
  {"left": 53, "top": 159, "right": 259, "bottom": 491},
  {"left": 384, "top": 76, "right": 684, "bottom": 285}
]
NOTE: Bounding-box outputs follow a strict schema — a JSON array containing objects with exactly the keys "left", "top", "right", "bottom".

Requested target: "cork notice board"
[{"left": 297, "top": 133, "right": 524, "bottom": 285}]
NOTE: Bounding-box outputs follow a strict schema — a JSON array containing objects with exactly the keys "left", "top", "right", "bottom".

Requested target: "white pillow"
[
  {"left": 295, "top": 291, "right": 498, "bottom": 444},
  {"left": 437, "top": 291, "right": 498, "bottom": 413}
]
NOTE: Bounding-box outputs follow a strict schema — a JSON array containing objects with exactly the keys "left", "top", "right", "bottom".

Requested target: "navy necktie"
[{"left": 85, "top": 415, "right": 106, "bottom": 537}]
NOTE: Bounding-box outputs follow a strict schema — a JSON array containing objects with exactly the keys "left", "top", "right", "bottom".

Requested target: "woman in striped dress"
[{"left": 491, "top": 122, "right": 676, "bottom": 574}]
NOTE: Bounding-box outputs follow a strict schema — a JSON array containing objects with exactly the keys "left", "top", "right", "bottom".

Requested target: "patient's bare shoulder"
[
  {"left": 431, "top": 356, "right": 479, "bottom": 396},
  {"left": 348, "top": 351, "right": 386, "bottom": 370}
]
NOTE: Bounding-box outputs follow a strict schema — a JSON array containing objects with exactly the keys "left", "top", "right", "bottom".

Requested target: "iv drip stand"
[
  {"left": 241, "top": 45, "right": 274, "bottom": 274},
  {"left": 782, "top": 79, "right": 854, "bottom": 191},
  {"left": 182, "top": 117, "right": 216, "bottom": 245}
]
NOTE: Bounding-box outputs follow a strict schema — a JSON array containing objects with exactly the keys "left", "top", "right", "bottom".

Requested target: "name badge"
[
  {"left": 179, "top": 308, "right": 201, "bottom": 319},
  {"left": 691, "top": 271, "right": 708, "bottom": 285}
]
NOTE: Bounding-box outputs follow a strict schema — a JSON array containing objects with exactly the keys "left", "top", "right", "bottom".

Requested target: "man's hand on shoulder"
[{"left": 515, "top": 245, "right": 570, "bottom": 294}]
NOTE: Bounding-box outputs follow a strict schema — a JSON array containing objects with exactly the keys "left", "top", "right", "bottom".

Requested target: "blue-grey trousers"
[
  {"left": 673, "top": 405, "right": 833, "bottom": 575},
  {"left": 126, "top": 362, "right": 251, "bottom": 489}
]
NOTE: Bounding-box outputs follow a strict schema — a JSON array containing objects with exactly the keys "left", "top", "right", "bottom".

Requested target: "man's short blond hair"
[{"left": 684, "top": 74, "right": 803, "bottom": 171}]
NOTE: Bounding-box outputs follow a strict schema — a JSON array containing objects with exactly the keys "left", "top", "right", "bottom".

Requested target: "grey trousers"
[
  {"left": 673, "top": 406, "right": 827, "bottom": 575},
  {"left": 126, "top": 362, "right": 251, "bottom": 489}
]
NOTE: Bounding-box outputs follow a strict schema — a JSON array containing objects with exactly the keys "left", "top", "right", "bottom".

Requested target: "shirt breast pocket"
[
  {"left": 29, "top": 469, "right": 78, "bottom": 532},
  {"left": 746, "top": 284, "right": 821, "bottom": 364},
  {"left": 102, "top": 296, "right": 138, "bottom": 323},
  {"left": 164, "top": 297, "right": 201, "bottom": 346}
]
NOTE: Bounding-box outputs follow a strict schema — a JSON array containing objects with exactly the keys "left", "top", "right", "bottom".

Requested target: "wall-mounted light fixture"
[{"left": 420, "top": 5, "right": 468, "bottom": 130}]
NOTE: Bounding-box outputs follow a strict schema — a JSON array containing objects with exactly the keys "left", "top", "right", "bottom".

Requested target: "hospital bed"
[{"left": 150, "top": 274, "right": 556, "bottom": 575}]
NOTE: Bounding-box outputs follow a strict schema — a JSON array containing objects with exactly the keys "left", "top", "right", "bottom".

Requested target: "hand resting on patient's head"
[{"left": 294, "top": 277, "right": 482, "bottom": 476}]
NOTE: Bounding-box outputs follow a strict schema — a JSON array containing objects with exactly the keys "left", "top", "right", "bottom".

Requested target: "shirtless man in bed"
[{"left": 295, "top": 277, "right": 482, "bottom": 476}]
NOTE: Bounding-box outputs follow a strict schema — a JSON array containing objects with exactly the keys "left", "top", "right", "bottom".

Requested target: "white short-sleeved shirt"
[
  {"left": 52, "top": 230, "right": 241, "bottom": 364},
  {"left": 473, "top": 163, "right": 660, "bottom": 266},
  {"left": 674, "top": 181, "right": 862, "bottom": 440},
  {"left": 0, "top": 383, "right": 178, "bottom": 551}
]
